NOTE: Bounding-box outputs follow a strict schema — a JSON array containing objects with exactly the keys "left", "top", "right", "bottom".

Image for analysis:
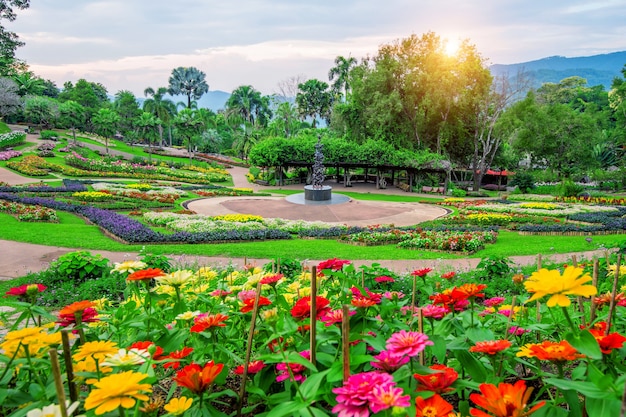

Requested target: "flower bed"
[
  {"left": 397, "top": 229, "right": 498, "bottom": 252},
  {"left": 0, "top": 130, "right": 26, "bottom": 148},
  {"left": 0, "top": 149, "right": 22, "bottom": 161},
  {"left": 2, "top": 258, "right": 623, "bottom": 416},
  {"left": 0, "top": 200, "right": 58, "bottom": 221},
  {"left": 465, "top": 201, "right": 618, "bottom": 217}
]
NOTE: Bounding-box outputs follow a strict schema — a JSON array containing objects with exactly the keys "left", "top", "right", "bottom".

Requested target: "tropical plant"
[
  {"left": 134, "top": 112, "right": 161, "bottom": 162},
  {"left": 328, "top": 55, "right": 357, "bottom": 100},
  {"left": 23, "top": 95, "right": 57, "bottom": 130},
  {"left": 168, "top": 66, "right": 209, "bottom": 109},
  {"left": 173, "top": 108, "right": 205, "bottom": 163},
  {"left": 58, "top": 100, "right": 85, "bottom": 144},
  {"left": 296, "top": 79, "right": 334, "bottom": 128},
  {"left": 12, "top": 70, "right": 45, "bottom": 96},
  {"left": 143, "top": 86, "right": 177, "bottom": 146},
  {"left": 92, "top": 108, "right": 120, "bottom": 154}
]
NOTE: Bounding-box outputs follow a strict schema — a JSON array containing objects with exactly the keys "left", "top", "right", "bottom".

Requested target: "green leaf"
[
  {"left": 428, "top": 334, "right": 447, "bottom": 363},
  {"left": 565, "top": 330, "right": 602, "bottom": 360},
  {"left": 299, "top": 369, "right": 330, "bottom": 401},
  {"left": 266, "top": 401, "right": 306, "bottom": 417},
  {"left": 454, "top": 350, "right": 487, "bottom": 383},
  {"left": 586, "top": 397, "right": 621, "bottom": 417},
  {"left": 544, "top": 378, "right": 614, "bottom": 400},
  {"left": 464, "top": 328, "right": 495, "bottom": 343}
]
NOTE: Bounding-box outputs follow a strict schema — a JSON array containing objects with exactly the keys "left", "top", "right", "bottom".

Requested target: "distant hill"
[
  {"left": 490, "top": 51, "right": 626, "bottom": 90},
  {"left": 131, "top": 90, "right": 231, "bottom": 112}
]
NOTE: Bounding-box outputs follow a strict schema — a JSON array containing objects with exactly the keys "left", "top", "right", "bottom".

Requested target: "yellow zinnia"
[
  {"left": 73, "top": 340, "right": 119, "bottom": 362},
  {"left": 84, "top": 371, "right": 152, "bottom": 415},
  {"left": 524, "top": 266, "right": 597, "bottom": 307},
  {"left": 164, "top": 396, "right": 193, "bottom": 415}
]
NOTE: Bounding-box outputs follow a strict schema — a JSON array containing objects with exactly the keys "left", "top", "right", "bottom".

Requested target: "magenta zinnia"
[
  {"left": 332, "top": 371, "right": 398, "bottom": 417},
  {"left": 385, "top": 330, "right": 433, "bottom": 358}
]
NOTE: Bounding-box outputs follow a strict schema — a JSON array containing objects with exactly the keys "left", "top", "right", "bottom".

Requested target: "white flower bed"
[
  {"left": 465, "top": 202, "right": 618, "bottom": 217},
  {"left": 91, "top": 182, "right": 185, "bottom": 197}
]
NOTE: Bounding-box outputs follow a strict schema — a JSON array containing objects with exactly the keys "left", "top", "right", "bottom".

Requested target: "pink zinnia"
[
  {"left": 332, "top": 371, "right": 395, "bottom": 417},
  {"left": 421, "top": 304, "right": 449, "bottom": 320},
  {"left": 276, "top": 350, "right": 310, "bottom": 383},
  {"left": 383, "top": 291, "right": 404, "bottom": 300},
  {"left": 350, "top": 287, "right": 382, "bottom": 304},
  {"left": 369, "top": 384, "right": 410, "bottom": 413},
  {"left": 509, "top": 326, "right": 530, "bottom": 336},
  {"left": 238, "top": 290, "right": 257, "bottom": 302},
  {"left": 385, "top": 330, "right": 433, "bottom": 358},
  {"left": 210, "top": 289, "right": 231, "bottom": 297},
  {"left": 320, "top": 309, "right": 355, "bottom": 326},
  {"left": 370, "top": 350, "right": 410, "bottom": 372},
  {"left": 260, "top": 273, "right": 283, "bottom": 286},
  {"left": 483, "top": 297, "right": 505, "bottom": 307}
]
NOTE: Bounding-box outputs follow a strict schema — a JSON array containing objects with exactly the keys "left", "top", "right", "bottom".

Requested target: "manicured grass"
[
  {"left": 0, "top": 211, "right": 623, "bottom": 260},
  {"left": 270, "top": 188, "right": 445, "bottom": 203}
]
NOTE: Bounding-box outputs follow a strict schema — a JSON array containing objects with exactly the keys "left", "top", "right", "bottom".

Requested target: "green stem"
[
  {"left": 561, "top": 307, "right": 577, "bottom": 334},
  {"left": 24, "top": 345, "right": 45, "bottom": 389}
]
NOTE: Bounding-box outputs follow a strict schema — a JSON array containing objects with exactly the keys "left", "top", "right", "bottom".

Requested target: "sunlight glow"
[{"left": 444, "top": 38, "right": 460, "bottom": 56}]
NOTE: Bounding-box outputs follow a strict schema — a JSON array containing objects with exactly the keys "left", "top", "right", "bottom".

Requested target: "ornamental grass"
[{"left": 1, "top": 256, "right": 625, "bottom": 416}]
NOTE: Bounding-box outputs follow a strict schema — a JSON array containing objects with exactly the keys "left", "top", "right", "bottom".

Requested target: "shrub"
[
  {"left": 509, "top": 171, "right": 535, "bottom": 193},
  {"left": 558, "top": 180, "right": 585, "bottom": 197},
  {"left": 451, "top": 188, "right": 467, "bottom": 197},
  {"left": 476, "top": 255, "right": 513, "bottom": 279},
  {"left": 0, "top": 131, "right": 26, "bottom": 149},
  {"left": 46, "top": 251, "right": 110, "bottom": 285},
  {"left": 39, "top": 130, "right": 58, "bottom": 140}
]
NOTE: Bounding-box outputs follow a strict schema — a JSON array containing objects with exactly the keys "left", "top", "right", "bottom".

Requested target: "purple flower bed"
[
  {"left": 0, "top": 150, "right": 22, "bottom": 161},
  {"left": 0, "top": 180, "right": 87, "bottom": 193}
]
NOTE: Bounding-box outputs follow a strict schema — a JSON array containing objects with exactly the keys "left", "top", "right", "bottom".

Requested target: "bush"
[
  {"left": 451, "top": 188, "right": 467, "bottom": 197},
  {"left": 39, "top": 130, "right": 58, "bottom": 140},
  {"left": 0, "top": 131, "right": 26, "bottom": 149},
  {"left": 45, "top": 250, "right": 110, "bottom": 285},
  {"left": 509, "top": 172, "right": 535, "bottom": 193},
  {"left": 558, "top": 180, "right": 585, "bottom": 197}
]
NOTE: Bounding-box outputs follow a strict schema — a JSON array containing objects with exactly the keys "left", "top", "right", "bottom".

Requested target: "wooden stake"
[
  {"left": 536, "top": 255, "right": 542, "bottom": 341},
  {"left": 61, "top": 330, "right": 78, "bottom": 402},
  {"left": 590, "top": 258, "right": 599, "bottom": 323},
  {"left": 572, "top": 256, "right": 586, "bottom": 327},
  {"left": 237, "top": 281, "right": 263, "bottom": 417},
  {"left": 342, "top": 305, "right": 351, "bottom": 382},
  {"left": 418, "top": 309, "right": 424, "bottom": 366},
  {"left": 49, "top": 349, "right": 69, "bottom": 417},
  {"left": 361, "top": 270, "right": 365, "bottom": 288},
  {"left": 310, "top": 266, "right": 317, "bottom": 367},
  {"left": 606, "top": 254, "right": 621, "bottom": 335},
  {"left": 277, "top": 258, "right": 281, "bottom": 274},
  {"left": 411, "top": 273, "right": 417, "bottom": 307}
]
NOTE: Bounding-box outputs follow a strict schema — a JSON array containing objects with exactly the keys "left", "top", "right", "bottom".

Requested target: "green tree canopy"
[
  {"left": 296, "top": 79, "right": 333, "bottom": 128},
  {"left": 168, "top": 67, "right": 209, "bottom": 109}
]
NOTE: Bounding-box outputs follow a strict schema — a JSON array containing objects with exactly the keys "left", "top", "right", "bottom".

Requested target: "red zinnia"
[
  {"left": 587, "top": 322, "right": 626, "bottom": 354},
  {"left": 5, "top": 283, "right": 46, "bottom": 297},
  {"left": 290, "top": 296, "right": 331, "bottom": 320},
  {"left": 234, "top": 360, "right": 266, "bottom": 375},
  {"left": 240, "top": 296, "right": 272, "bottom": 313},
  {"left": 453, "top": 283, "right": 488, "bottom": 300},
  {"left": 260, "top": 273, "right": 283, "bottom": 286},
  {"left": 162, "top": 347, "right": 194, "bottom": 370},
  {"left": 412, "top": 268, "right": 433, "bottom": 277},
  {"left": 129, "top": 341, "right": 164, "bottom": 360},
  {"left": 316, "top": 258, "right": 351, "bottom": 275},
  {"left": 441, "top": 271, "right": 456, "bottom": 280},
  {"left": 350, "top": 287, "right": 382, "bottom": 304},
  {"left": 173, "top": 361, "right": 224, "bottom": 394},
  {"left": 374, "top": 275, "right": 395, "bottom": 284},
  {"left": 57, "top": 300, "right": 99, "bottom": 327},
  {"left": 190, "top": 313, "right": 229, "bottom": 333},
  {"left": 414, "top": 364, "right": 458, "bottom": 394},
  {"left": 126, "top": 268, "right": 166, "bottom": 281},
  {"left": 470, "top": 340, "right": 512, "bottom": 355}
]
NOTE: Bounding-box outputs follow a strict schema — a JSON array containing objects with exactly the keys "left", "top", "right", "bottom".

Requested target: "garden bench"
[{"left": 421, "top": 186, "right": 445, "bottom": 194}]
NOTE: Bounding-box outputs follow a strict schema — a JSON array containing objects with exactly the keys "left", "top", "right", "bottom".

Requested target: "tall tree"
[
  {"left": 12, "top": 71, "right": 45, "bottom": 96},
  {"left": 23, "top": 96, "right": 57, "bottom": 130},
  {"left": 143, "top": 86, "right": 176, "bottom": 146},
  {"left": 295, "top": 79, "right": 333, "bottom": 128},
  {"left": 168, "top": 67, "right": 209, "bottom": 109},
  {"left": 173, "top": 108, "right": 204, "bottom": 163},
  {"left": 0, "top": 0, "right": 29, "bottom": 76},
  {"left": 58, "top": 79, "right": 108, "bottom": 130},
  {"left": 226, "top": 85, "right": 272, "bottom": 127},
  {"left": 134, "top": 112, "right": 161, "bottom": 162},
  {"left": 58, "top": 100, "right": 85, "bottom": 144},
  {"left": 329, "top": 55, "right": 357, "bottom": 100},
  {"left": 113, "top": 90, "right": 141, "bottom": 135},
  {"left": 92, "top": 108, "right": 120, "bottom": 155},
  {"left": 0, "top": 77, "right": 21, "bottom": 118}
]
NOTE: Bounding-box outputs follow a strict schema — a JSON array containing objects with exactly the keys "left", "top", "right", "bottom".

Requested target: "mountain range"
[{"left": 489, "top": 50, "right": 626, "bottom": 91}]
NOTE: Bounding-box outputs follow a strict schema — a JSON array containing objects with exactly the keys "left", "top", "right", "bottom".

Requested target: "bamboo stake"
[
  {"left": 277, "top": 258, "right": 281, "bottom": 274},
  {"left": 536, "top": 255, "right": 542, "bottom": 341},
  {"left": 572, "top": 256, "right": 586, "bottom": 327},
  {"left": 342, "top": 305, "right": 351, "bottom": 382},
  {"left": 61, "top": 330, "right": 78, "bottom": 402},
  {"left": 411, "top": 272, "right": 417, "bottom": 308},
  {"left": 590, "top": 258, "right": 599, "bottom": 323},
  {"left": 49, "top": 350, "right": 69, "bottom": 417},
  {"left": 237, "top": 281, "right": 263, "bottom": 417},
  {"left": 418, "top": 309, "right": 424, "bottom": 366},
  {"left": 606, "top": 254, "right": 621, "bottom": 335},
  {"left": 310, "top": 266, "right": 317, "bottom": 367}
]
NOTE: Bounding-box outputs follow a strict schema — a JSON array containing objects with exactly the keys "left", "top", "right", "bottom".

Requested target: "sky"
[{"left": 6, "top": 0, "right": 626, "bottom": 96}]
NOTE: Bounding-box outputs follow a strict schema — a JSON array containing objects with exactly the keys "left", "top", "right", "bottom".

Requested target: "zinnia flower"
[
  {"left": 129, "top": 341, "right": 164, "bottom": 360},
  {"left": 483, "top": 297, "right": 505, "bottom": 307},
  {"left": 126, "top": 268, "right": 165, "bottom": 281},
  {"left": 73, "top": 340, "right": 119, "bottom": 362},
  {"left": 415, "top": 394, "right": 454, "bottom": 417},
  {"left": 371, "top": 350, "right": 410, "bottom": 372},
  {"left": 260, "top": 273, "right": 283, "bottom": 286},
  {"left": 369, "top": 383, "right": 410, "bottom": 413},
  {"left": 240, "top": 296, "right": 272, "bottom": 313},
  {"left": 452, "top": 283, "right": 488, "bottom": 300},
  {"left": 586, "top": 321, "right": 626, "bottom": 354},
  {"left": 374, "top": 275, "right": 395, "bottom": 283},
  {"left": 320, "top": 308, "right": 355, "bottom": 326},
  {"left": 441, "top": 271, "right": 456, "bottom": 280},
  {"left": 174, "top": 361, "right": 224, "bottom": 394},
  {"left": 414, "top": 364, "right": 458, "bottom": 394},
  {"left": 26, "top": 401, "right": 79, "bottom": 417},
  {"left": 290, "top": 296, "right": 331, "bottom": 319},
  {"left": 470, "top": 340, "right": 512, "bottom": 355},
  {"left": 111, "top": 260, "right": 147, "bottom": 275},
  {"left": 276, "top": 350, "right": 310, "bottom": 383},
  {"left": 516, "top": 340, "right": 584, "bottom": 362},
  {"left": 421, "top": 304, "right": 449, "bottom": 320},
  {"left": 412, "top": 268, "right": 433, "bottom": 277},
  {"left": 156, "top": 269, "right": 194, "bottom": 286},
  {"left": 524, "top": 266, "right": 597, "bottom": 307},
  {"left": 163, "top": 396, "right": 193, "bottom": 415},
  {"left": 385, "top": 330, "right": 433, "bottom": 358},
  {"left": 162, "top": 347, "right": 194, "bottom": 370},
  {"left": 101, "top": 348, "right": 150, "bottom": 367},
  {"left": 190, "top": 313, "right": 229, "bottom": 333},
  {"left": 5, "top": 283, "right": 46, "bottom": 298},
  {"left": 84, "top": 371, "right": 152, "bottom": 415},
  {"left": 470, "top": 380, "right": 545, "bottom": 417},
  {"left": 332, "top": 371, "right": 395, "bottom": 417},
  {"left": 57, "top": 300, "right": 99, "bottom": 327},
  {"left": 234, "top": 360, "right": 266, "bottom": 375},
  {"left": 317, "top": 258, "right": 351, "bottom": 273}
]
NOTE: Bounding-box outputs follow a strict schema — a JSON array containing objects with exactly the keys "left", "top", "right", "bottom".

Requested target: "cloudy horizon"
[{"left": 6, "top": 0, "right": 626, "bottom": 96}]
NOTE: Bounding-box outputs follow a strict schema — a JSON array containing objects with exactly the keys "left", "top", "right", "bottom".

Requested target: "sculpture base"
[{"left": 304, "top": 185, "right": 332, "bottom": 201}]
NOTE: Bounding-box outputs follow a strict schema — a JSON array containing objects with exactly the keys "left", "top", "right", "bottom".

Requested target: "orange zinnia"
[
  {"left": 127, "top": 268, "right": 166, "bottom": 281},
  {"left": 59, "top": 300, "right": 95, "bottom": 316},
  {"left": 190, "top": 313, "right": 229, "bottom": 333},
  {"left": 587, "top": 322, "right": 626, "bottom": 354},
  {"left": 415, "top": 394, "right": 454, "bottom": 417},
  {"left": 453, "top": 283, "right": 488, "bottom": 299},
  {"left": 414, "top": 364, "right": 458, "bottom": 394},
  {"left": 173, "top": 361, "right": 224, "bottom": 394},
  {"left": 516, "top": 340, "right": 584, "bottom": 362},
  {"left": 470, "top": 380, "right": 545, "bottom": 417},
  {"left": 470, "top": 340, "right": 512, "bottom": 355},
  {"left": 240, "top": 296, "right": 272, "bottom": 313}
]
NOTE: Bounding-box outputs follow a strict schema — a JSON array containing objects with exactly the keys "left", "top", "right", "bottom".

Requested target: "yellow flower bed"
[
  {"left": 72, "top": 191, "right": 114, "bottom": 201},
  {"left": 232, "top": 187, "right": 253, "bottom": 193},
  {"left": 466, "top": 212, "right": 513, "bottom": 224},
  {"left": 126, "top": 183, "right": 152, "bottom": 190},
  {"left": 444, "top": 198, "right": 465, "bottom": 203},
  {"left": 210, "top": 214, "right": 264, "bottom": 223},
  {"left": 518, "top": 202, "right": 561, "bottom": 210}
]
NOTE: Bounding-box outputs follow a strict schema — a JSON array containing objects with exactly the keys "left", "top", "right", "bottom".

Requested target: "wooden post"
[
  {"left": 342, "top": 305, "right": 351, "bottom": 382},
  {"left": 61, "top": 330, "right": 78, "bottom": 402},
  {"left": 572, "top": 256, "right": 586, "bottom": 327},
  {"left": 536, "top": 255, "right": 542, "bottom": 340},
  {"left": 606, "top": 254, "right": 621, "bottom": 335},
  {"left": 590, "top": 259, "right": 599, "bottom": 323},
  {"left": 49, "top": 350, "right": 69, "bottom": 417},
  {"left": 310, "top": 266, "right": 317, "bottom": 367},
  {"left": 418, "top": 309, "right": 424, "bottom": 366}
]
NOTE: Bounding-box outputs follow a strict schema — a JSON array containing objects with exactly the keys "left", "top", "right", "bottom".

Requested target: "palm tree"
[
  {"left": 143, "top": 86, "right": 176, "bottom": 146},
  {"left": 134, "top": 112, "right": 161, "bottom": 163},
  {"left": 168, "top": 67, "right": 209, "bottom": 109},
  {"left": 13, "top": 71, "right": 46, "bottom": 96},
  {"left": 92, "top": 108, "right": 120, "bottom": 155},
  {"left": 173, "top": 109, "right": 205, "bottom": 163},
  {"left": 328, "top": 55, "right": 357, "bottom": 100}
]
